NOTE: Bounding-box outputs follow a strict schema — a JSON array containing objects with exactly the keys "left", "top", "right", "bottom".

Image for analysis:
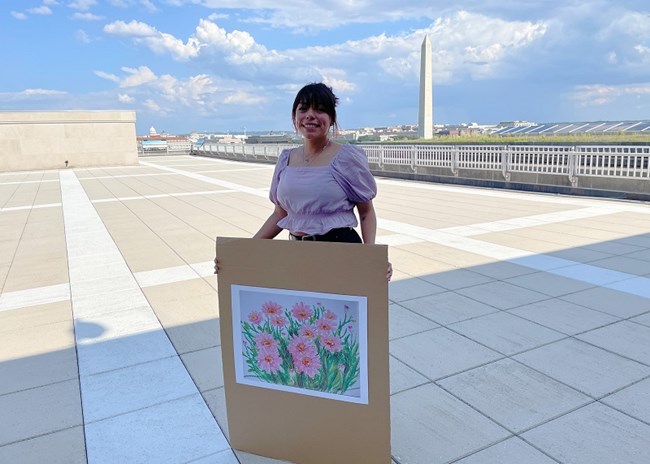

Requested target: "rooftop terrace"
[{"left": 1, "top": 154, "right": 649, "bottom": 464}]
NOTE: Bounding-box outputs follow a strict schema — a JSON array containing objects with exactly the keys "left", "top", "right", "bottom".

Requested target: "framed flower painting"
[{"left": 231, "top": 284, "right": 369, "bottom": 404}]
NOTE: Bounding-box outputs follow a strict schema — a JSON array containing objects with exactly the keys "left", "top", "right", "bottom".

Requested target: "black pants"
[{"left": 289, "top": 227, "right": 362, "bottom": 243}]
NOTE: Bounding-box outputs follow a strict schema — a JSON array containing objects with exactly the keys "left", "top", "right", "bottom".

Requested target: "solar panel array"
[{"left": 492, "top": 120, "right": 650, "bottom": 136}]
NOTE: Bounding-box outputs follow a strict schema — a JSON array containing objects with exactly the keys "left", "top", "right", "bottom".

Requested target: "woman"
[{"left": 216, "top": 82, "right": 392, "bottom": 279}]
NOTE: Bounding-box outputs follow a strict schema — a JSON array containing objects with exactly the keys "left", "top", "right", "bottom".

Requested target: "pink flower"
[
  {"left": 270, "top": 314, "right": 288, "bottom": 328},
  {"left": 261, "top": 300, "right": 282, "bottom": 315},
  {"left": 248, "top": 311, "right": 262, "bottom": 324},
  {"left": 324, "top": 310, "right": 337, "bottom": 321},
  {"left": 254, "top": 332, "right": 277, "bottom": 352},
  {"left": 288, "top": 336, "right": 317, "bottom": 357},
  {"left": 295, "top": 352, "right": 321, "bottom": 378},
  {"left": 290, "top": 302, "right": 313, "bottom": 322},
  {"left": 299, "top": 324, "right": 318, "bottom": 340},
  {"left": 257, "top": 350, "right": 283, "bottom": 373},
  {"left": 321, "top": 335, "right": 343, "bottom": 353},
  {"left": 315, "top": 318, "right": 335, "bottom": 335}
]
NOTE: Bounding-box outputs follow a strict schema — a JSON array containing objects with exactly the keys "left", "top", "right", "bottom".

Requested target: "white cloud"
[
  {"left": 24, "top": 89, "right": 68, "bottom": 96},
  {"left": 570, "top": 83, "right": 650, "bottom": 106},
  {"left": 68, "top": 0, "right": 97, "bottom": 11},
  {"left": 0, "top": 88, "right": 68, "bottom": 101},
  {"left": 72, "top": 12, "right": 103, "bottom": 20},
  {"left": 208, "top": 13, "right": 230, "bottom": 20},
  {"left": 104, "top": 20, "right": 201, "bottom": 60},
  {"left": 317, "top": 68, "right": 356, "bottom": 92},
  {"left": 44, "top": 0, "right": 59, "bottom": 4},
  {"left": 104, "top": 20, "right": 158, "bottom": 37},
  {"left": 75, "top": 29, "right": 92, "bottom": 43},
  {"left": 107, "top": 0, "right": 158, "bottom": 11},
  {"left": 222, "top": 90, "right": 265, "bottom": 105},
  {"left": 27, "top": 6, "right": 53, "bottom": 15},
  {"left": 104, "top": 18, "right": 287, "bottom": 64},
  {"left": 94, "top": 70, "right": 121, "bottom": 82},
  {"left": 143, "top": 99, "right": 163, "bottom": 113},
  {"left": 120, "top": 66, "right": 158, "bottom": 87},
  {"left": 11, "top": 11, "right": 28, "bottom": 20},
  {"left": 118, "top": 93, "right": 134, "bottom": 103}
]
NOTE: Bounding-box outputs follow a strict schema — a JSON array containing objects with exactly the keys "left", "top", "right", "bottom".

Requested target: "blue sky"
[{"left": 2, "top": 1, "right": 650, "bottom": 135}]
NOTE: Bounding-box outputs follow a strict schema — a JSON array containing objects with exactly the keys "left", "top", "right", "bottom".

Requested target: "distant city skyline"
[{"left": 2, "top": 1, "right": 650, "bottom": 135}]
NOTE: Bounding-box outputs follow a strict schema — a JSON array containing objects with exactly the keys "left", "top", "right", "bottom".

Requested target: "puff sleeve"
[
  {"left": 331, "top": 145, "right": 377, "bottom": 203},
  {"left": 269, "top": 149, "right": 291, "bottom": 205}
]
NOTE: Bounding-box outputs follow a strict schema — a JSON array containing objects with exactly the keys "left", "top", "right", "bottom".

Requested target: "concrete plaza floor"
[{"left": 1, "top": 154, "right": 649, "bottom": 464}]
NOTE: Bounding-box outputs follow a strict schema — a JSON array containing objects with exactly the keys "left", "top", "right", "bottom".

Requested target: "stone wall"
[{"left": 0, "top": 111, "right": 138, "bottom": 171}]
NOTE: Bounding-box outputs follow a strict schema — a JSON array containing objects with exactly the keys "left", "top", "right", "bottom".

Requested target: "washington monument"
[{"left": 418, "top": 34, "right": 433, "bottom": 139}]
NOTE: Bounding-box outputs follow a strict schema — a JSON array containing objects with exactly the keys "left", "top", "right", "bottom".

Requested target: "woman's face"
[{"left": 294, "top": 102, "right": 332, "bottom": 140}]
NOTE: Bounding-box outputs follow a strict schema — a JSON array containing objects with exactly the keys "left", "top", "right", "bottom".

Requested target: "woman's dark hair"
[{"left": 292, "top": 82, "right": 339, "bottom": 131}]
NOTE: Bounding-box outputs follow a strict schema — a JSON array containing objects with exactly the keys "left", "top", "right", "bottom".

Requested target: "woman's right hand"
[{"left": 213, "top": 257, "right": 220, "bottom": 274}]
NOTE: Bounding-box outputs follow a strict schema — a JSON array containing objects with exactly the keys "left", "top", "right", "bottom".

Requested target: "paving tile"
[
  {"left": 577, "top": 321, "right": 650, "bottom": 365},
  {"left": 505, "top": 271, "right": 594, "bottom": 297},
  {"left": 390, "top": 328, "right": 502, "bottom": 380},
  {"left": 440, "top": 359, "right": 590, "bottom": 432},
  {"left": 0, "top": 300, "right": 71, "bottom": 333},
  {"left": 418, "top": 268, "right": 494, "bottom": 290},
  {"left": 191, "top": 449, "right": 240, "bottom": 464},
  {"left": 456, "top": 281, "right": 548, "bottom": 310},
  {"left": 0, "top": 283, "right": 69, "bottom": 312},
  {"left": 74, "top": 305, "right": 164, "bottom": 344},
  {"left": 235, "top": 450, "right": 292, "bottom": 464},
  {"left": 400, "top": 291, "right": 498, "bottom": 325},
  {"left": 471, "top": 261, "right": 538, "bottom": 280},
  {"left": 509, "top": 298, "right": 619, "bottom": 335},
  {"left": 455, "top": 437, "right": 556, "bottom": 464},
  {"left": 632, "top": 312, "right": 650, "bottom": 327},
  {"left": 449, "top": 312, "right": 565, "bottom": 355},
  {"left": 607, "top": 276, "right": 650, "bottom": 298},
  {"left": 389, "top": 277, "right": 445, "bottom": 302},
  {"left": 80, "top": 356, "right": 200, "bottom": 423},
  {"left": 203, "top": 387, "right": 229, "bottom": 440},
  {"left": 0, "top": 426, "right": 86, "bottom": 464},
  {"left": 0, "top": 379, "right": 83, "bottom": 446},
  {"left": 391, "top": 384, "right": 510, "bottom": 464},
  {"left": 514, "top": 338, "right": 650, "bottom": 398},
  {"left": 602, "top": 378, "right": 650, "bottom": 424},
  {"left": 71, "top": 287, "right": 149, "bottom": 317},
  {"left": 76, "top": 329, "right": 178, "bottom": 376},
  {"left": 85, "top": 394, "right": 229, "bottom": 464},
  {"left": 0, "top": 319, "right": 74, "bottom": 360},
  {"left": 389, "top": 355, "right": 429, "bottom": 395},
  {"left": 547, "top": 247, "right": 612, "bottom": 264},
  {"left": 181, "top": 346, "right": 224, "bottom": 392},
  {"left": 560, "top": 286, "right": 650, "bottom": 318},
  {"left": 523, "top": 403, "right": 650, "bottom": 464},
  {"left": 591, "top": 256, "right": 650, "bottom": 276},
  {"left": 389, "top": 303, "right": 439, "bottom": 340},
  {"left": 0, "top": 347, "right": 78, "bottom": 396}
]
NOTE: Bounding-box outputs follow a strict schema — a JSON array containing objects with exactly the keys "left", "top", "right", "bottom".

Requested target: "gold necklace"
[{"left": 302, "top": 140, "right": 330, "bottom": 164}]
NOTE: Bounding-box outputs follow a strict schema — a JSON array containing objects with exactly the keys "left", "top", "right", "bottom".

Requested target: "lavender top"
[{"left": 269, "top": 144, "right": 377, "bottom": 235}]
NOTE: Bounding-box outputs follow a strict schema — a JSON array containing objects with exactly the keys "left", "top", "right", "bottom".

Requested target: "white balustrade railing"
[{"left": 194, "top": 143, "right": 650, "bottom": 183}]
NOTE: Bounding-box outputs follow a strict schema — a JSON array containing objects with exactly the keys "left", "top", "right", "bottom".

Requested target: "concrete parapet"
[{"left": 0, "top": 111, "right": 138, "bottom": 171}]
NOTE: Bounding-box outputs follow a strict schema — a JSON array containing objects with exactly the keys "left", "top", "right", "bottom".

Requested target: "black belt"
[{"left": 289, "top": 227, "right": 352, "bottom": 241}]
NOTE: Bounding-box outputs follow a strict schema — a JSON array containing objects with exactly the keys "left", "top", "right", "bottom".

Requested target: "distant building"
[{"left": 137, "top": 126, "right": 191, "bottom": 154}]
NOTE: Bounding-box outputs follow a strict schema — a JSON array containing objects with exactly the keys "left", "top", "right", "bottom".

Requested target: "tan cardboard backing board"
[{"left": 217, "top": 237, "right": 390, "bottom": 464}]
